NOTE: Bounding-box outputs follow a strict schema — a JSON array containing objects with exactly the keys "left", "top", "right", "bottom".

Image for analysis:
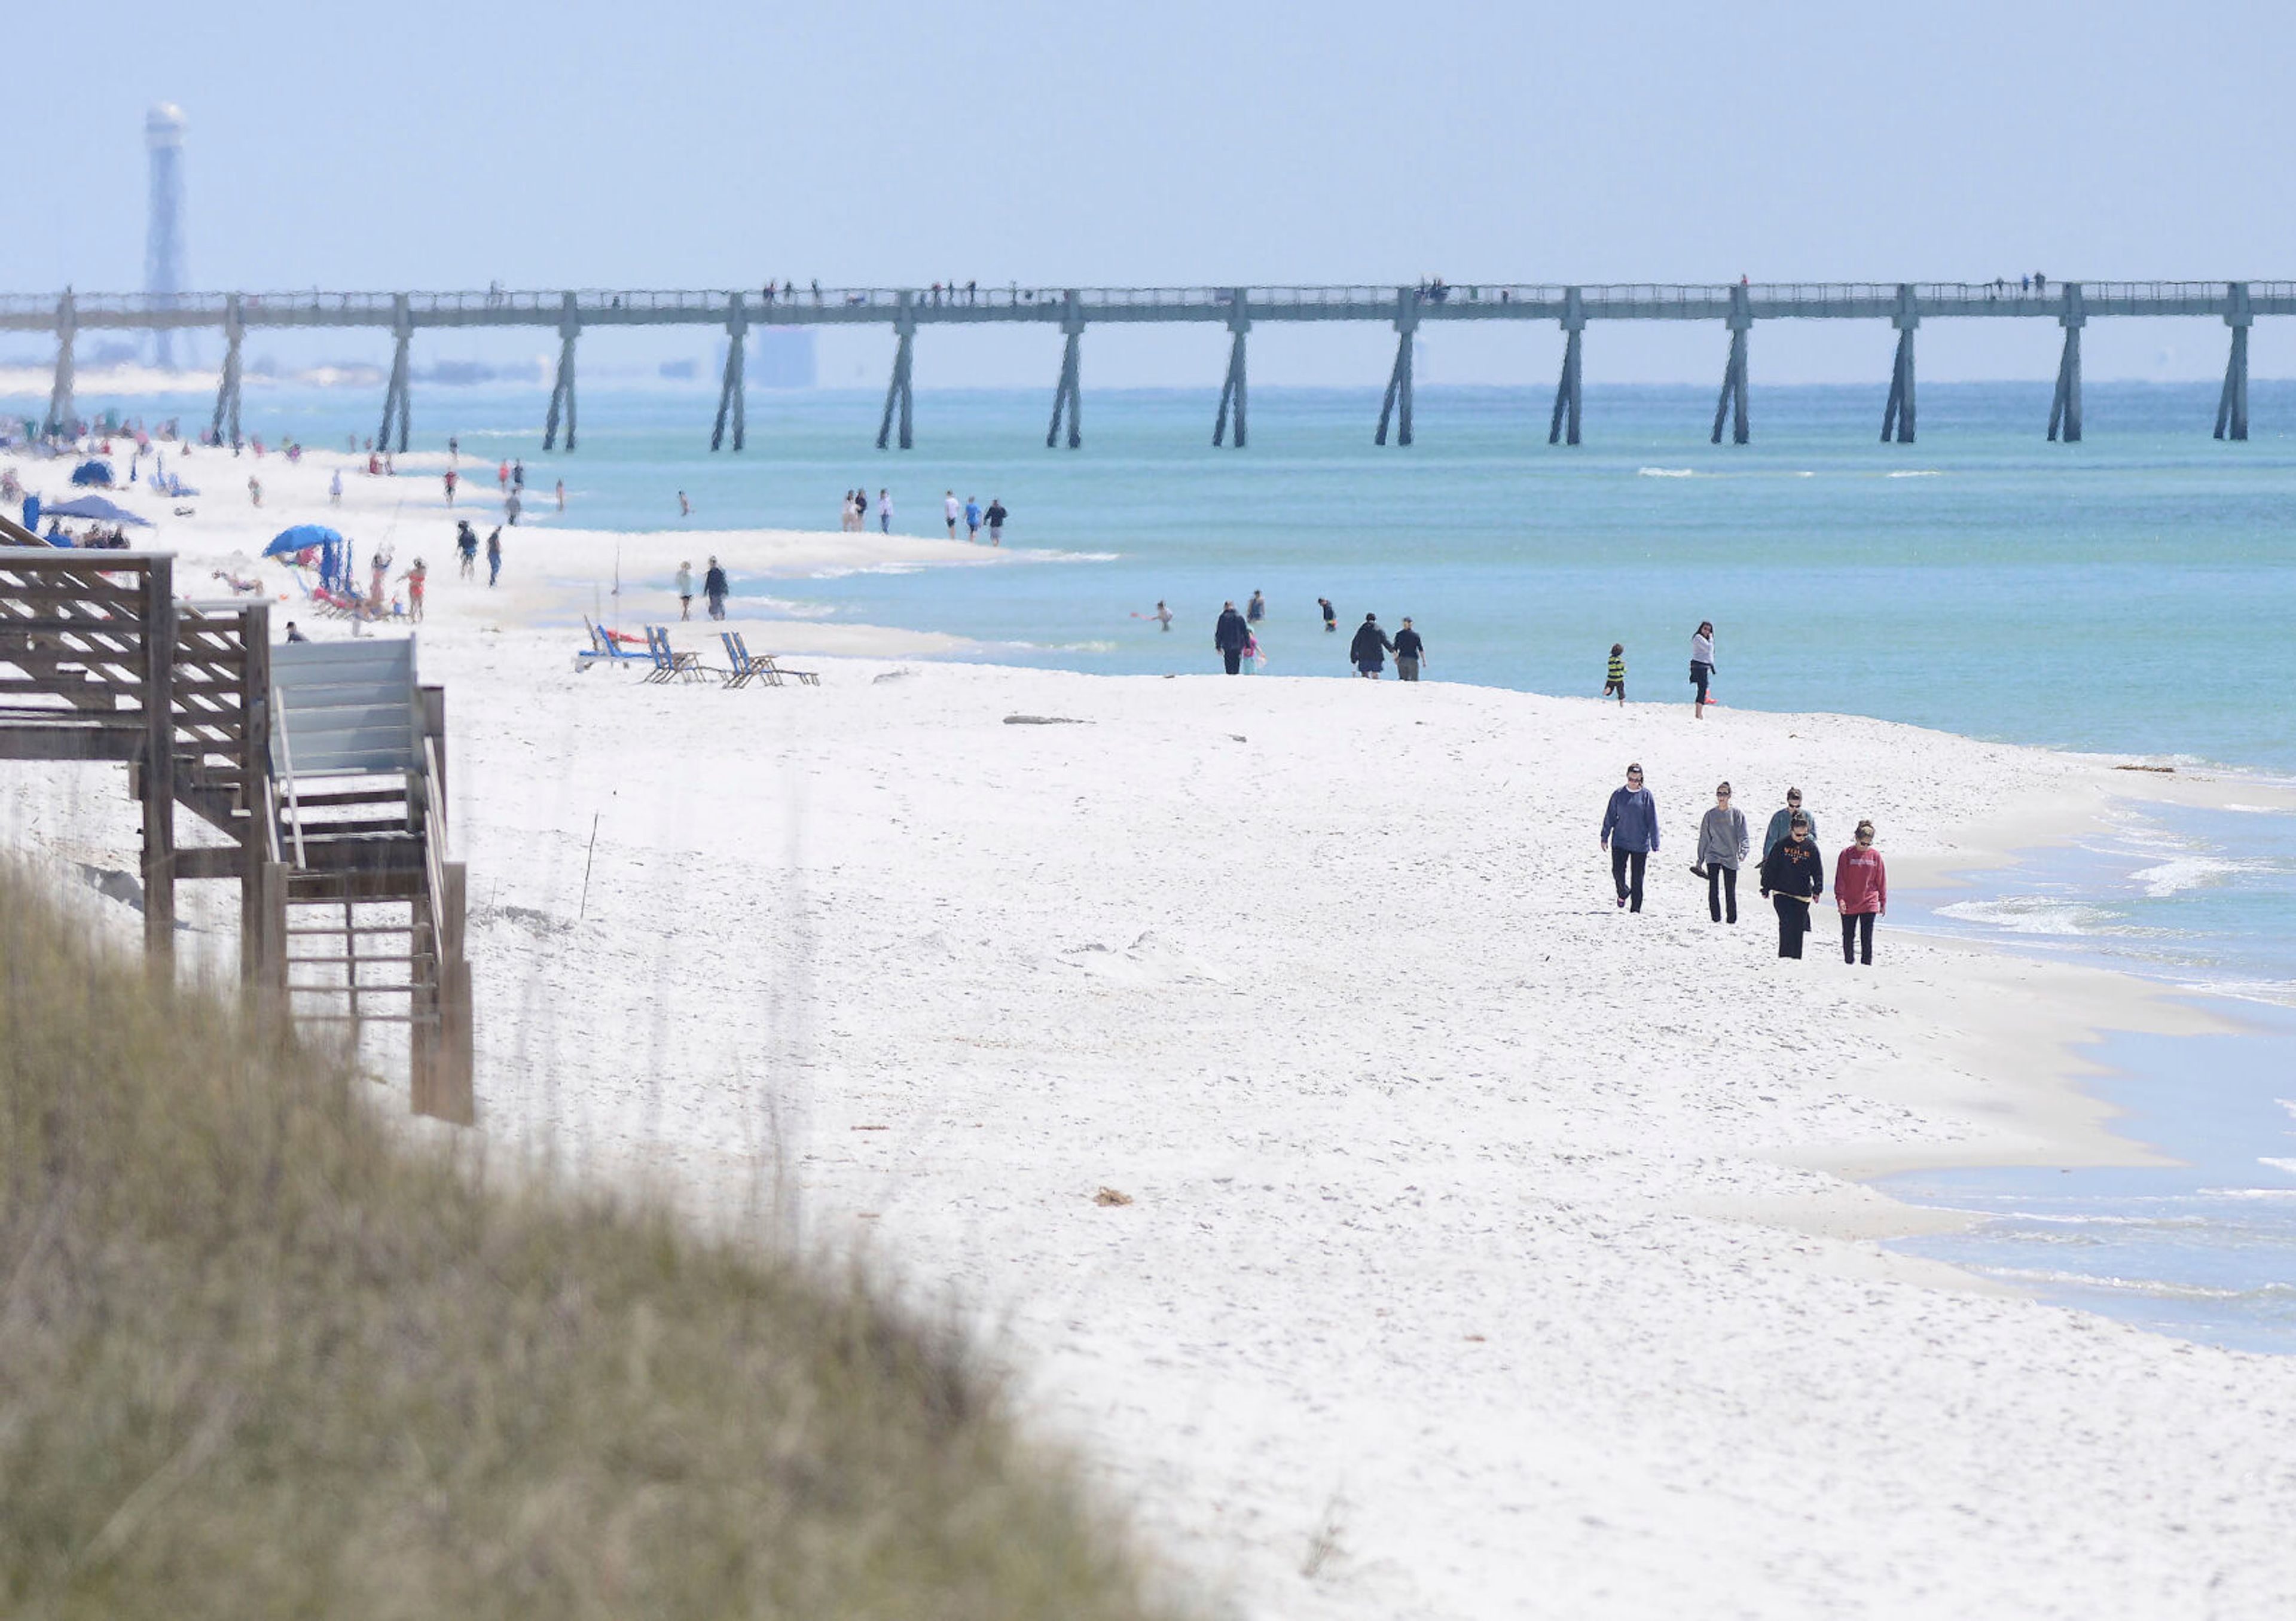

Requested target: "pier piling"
[
  {"left": 1880, "top": 286, "right": 1918, "bottom": 444},
  {"left": 1045, "top": 294, "right": 1082, "bottom": 449},
  {"left": 1711, "top": 284, "right": 1752, "bottom": 445},
  {"left": 2048, "top": 284, "right": 2085, "bottom": 443},
  {"left": 1213, "top": 294, "right": 1250, "bottom": 448},
  {"left": 1549, "top": 288, "right": 1585, "bottom": 446},
  {"left": 47, "top": 292, "right": 75, "bottom": 436},
  {"left": 377, "top": 295, "right": 412, "bottom": 454},
  {"left": 2215, "top": 282, "right": 2251, "bottom": 442},
  {"left": 710, "top": 293, "right": 747, "bottom": 452},
  {"left": 212, "top": 294, "right": 243, "bottom": 448},
  {"left": 877, "top": 294, "right": 915, "bottom": 450},
  {"left": 1375, "top": 289, "right": 1418, "bottom": 447},
  {"left": 544, "top": 292, "right": 579, "bottom": 451}
]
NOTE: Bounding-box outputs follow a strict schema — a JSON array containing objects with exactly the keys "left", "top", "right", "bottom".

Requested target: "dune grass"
[{"left": 0, "top": 868, "right": 1178, "bottom": 1620}]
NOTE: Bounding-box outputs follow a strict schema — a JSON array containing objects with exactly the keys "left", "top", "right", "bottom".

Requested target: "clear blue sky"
[{"left": 7, "top": 0, "right": 2292, "bottom": 386}]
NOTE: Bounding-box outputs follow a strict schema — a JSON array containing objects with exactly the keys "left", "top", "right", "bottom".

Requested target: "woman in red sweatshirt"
[{"left": 1834, "top": 820, "right": 1888, "bottom": 966}]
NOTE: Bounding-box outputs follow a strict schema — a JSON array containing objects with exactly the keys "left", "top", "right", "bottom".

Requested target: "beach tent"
[
  {"left": 69, "top": 460, "right": 115, "bottom": 487},
  {"left": 42, "top": 494, "right": 152, "bottom": 527},
  {"left": 265, "top": 524, "right": 348, "bottom": 589}
]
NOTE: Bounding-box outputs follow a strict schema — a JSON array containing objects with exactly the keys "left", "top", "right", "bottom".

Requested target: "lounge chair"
[
  {"left": 642, "top": 625, "right": 707, "bottom": 684},
  {"left": 576, "top": 615, "right": 647, "bottom": 671},
  {"left": 718, "top": 632, "right": 783, "bottom": 688},
  {"left": 731, "top": 632, "right": 819, "bottom": 686}
]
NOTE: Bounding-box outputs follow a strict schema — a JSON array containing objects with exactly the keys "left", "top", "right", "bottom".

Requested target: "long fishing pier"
[{"left": 5, "top": 280, "right": 2284, "bottom": 451}]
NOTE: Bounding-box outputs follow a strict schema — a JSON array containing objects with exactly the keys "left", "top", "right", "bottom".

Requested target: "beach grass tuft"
[{"left": 0, "top": 864, "right": 1178, "bottom": 1620}]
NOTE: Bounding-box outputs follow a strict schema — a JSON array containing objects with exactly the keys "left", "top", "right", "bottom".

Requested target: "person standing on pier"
[
  {"left": 1600, "top": 763, "right": 1659, "bottom": 912},
  {"left": 1760, "top": 814, "right": 1825, "bottom": 958},
  {"left": 1690, "top": 621, "right": 1715, "bottom": 717},
  {"left": 676, "top": 561, "right": 694, "bottom": 621},
  {"left": 1215, "top": 601, "right": 1250, "bottom": 674},
  {"left": 1834, "top": 820, "right": 1888, "bottom": 965},
  {"left": 985, "top": 497, "right": 1007, "bottom": 545},
  {"left": 704, "top": 556, "right": 729, "bottom": 621},
  {"left": 878, "top": 489, "right": 892, "bottom": 534},
  {"left": 944, "top": 490, "right": 960, "bottom": 538},
  {"left": 1393, "top": 617, "right": 1425, "bottom": 681},
  {"left": 1349, "top": 613, "right": 1393, "bottom": 678},
  {"left": 486, "top": 527, "right": 502, "bottom": 587}
]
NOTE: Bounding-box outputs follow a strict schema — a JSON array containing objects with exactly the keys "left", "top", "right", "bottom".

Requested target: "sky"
[{"left": 5, "top": 0, "right": 2293, "bottom": 387}]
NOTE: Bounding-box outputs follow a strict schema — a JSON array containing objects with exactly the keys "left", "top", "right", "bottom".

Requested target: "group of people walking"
[
  {"left": 674, "top": 558, "right": 732, "bottom": 620},
  {"left": 1201, "top": 593, "right": 1429, "bottom": 680},
  {"left": 1601, "top": 772, "right": 1889, "bottom": 963},
  {"left": 1605, "top": 622, "right": 1717, "bottom": 714},
  {"left": 453, "top": 520, "right": 503, "bottom": 586},
  {"left": 836, "top": 488, "right": 1009, "bottom": 544}
]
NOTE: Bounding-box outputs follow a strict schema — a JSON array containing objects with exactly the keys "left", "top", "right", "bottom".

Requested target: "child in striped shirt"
[{"left": 1604, "top": 643, "right": 1626, "bottom": 704}]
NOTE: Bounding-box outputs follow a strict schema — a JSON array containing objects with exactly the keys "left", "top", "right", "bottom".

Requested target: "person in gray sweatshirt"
[
  {"left": 1693, "top": 782, "right": 1751, "bottom": 923},
  {"left": 1761, "top": 787, "right": 1818, "bottom": 859}
]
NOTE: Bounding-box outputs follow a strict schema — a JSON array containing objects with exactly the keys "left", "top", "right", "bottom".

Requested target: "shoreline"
[{"left": 14, "top": 440, "right": 2296, "bottom": 1613}]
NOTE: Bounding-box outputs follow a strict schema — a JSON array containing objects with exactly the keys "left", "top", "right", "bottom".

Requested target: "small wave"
[
  {"left": 1636, "top": 466, "right": 1697, "bottom": 478},
  {"left": 2170, "top": 978, "right": 2296, "bottom": 1009},
  {"left": 1007, "top": 548, "right": 1122, "bottom": 564},
  {"left": 1976, "top": 1266, "right": 2296, "bottom": 1304},
  {"left": 1936, "top": 896, "right": 2123, "bottom": 935},
  {"left": 1886, "top": 469, "right": 1945, "bottom": 478},
  {"left": 1993, "top": 1211, "right": 2212, "bottom": 1229},
  {"left": 2126, "top": 855, "right": 2257, "bottom": 898},
  {"left": 979, "top": 638, "right": 1118, "bottom": 655}
]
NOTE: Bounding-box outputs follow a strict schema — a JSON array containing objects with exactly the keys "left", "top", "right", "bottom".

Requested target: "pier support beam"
[
  {"left": 876, "top": 293, "right": 915, "bottom": 450},
  {"left": 1213, "top": 292, "right": 1250, "bottom": 447},
  {"left": 1549, "top": 287, "right": 1584, "bottom": 445},
  {"left": 1880, "top": 285, "right": 1918, "bottom": 444},
  {"left": 46, "top": 291, "right": 75, "bottom": 436},
  {"left": 378, "top": 295, "right": 412, "bottom": 454},
  {"left": 544, "top": 292, "right": 579, "bottom": 451},
  {"left": 212, "top": 294, "right": 243, "bottom": 448},
  {"left": 1711, "top": 283, "right": 1752, "bottom": 445},
  {"left": 2215, "top": 282, "right": 2251, "bottom": 442},
  {"left": 2047, "top": 283, "right": 2085, "bottom": 443},
  {"left": 1046, "top": 294, "right": 1082, "bottom": 449},
  {"left": 710, "top": 292, "right": 747, "bottom": 451},
  {"left": 1375, "top": 289, "right": 1419, "bottom": 447}
]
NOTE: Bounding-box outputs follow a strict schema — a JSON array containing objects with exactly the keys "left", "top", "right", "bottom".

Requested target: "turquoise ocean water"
[{"left": 11, "top": 377, "right": 2296, "bottom": 1348}]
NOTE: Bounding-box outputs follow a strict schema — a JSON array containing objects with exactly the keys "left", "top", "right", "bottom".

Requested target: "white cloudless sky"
[{"left": 6, "top": 0, "right": 2292, "bottom": 385}]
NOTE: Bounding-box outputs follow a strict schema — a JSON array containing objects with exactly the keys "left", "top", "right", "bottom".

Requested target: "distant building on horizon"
[
  {"left": 145, "top": 103, "right": 190, "bottom": 370},
  {"left": 713, "top": 328, "right": 817, "bottom": 390}
]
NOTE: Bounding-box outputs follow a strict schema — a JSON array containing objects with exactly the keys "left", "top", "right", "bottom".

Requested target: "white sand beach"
[{"left": 11, "top": 444, "right": 2296, "bottom": 1618}]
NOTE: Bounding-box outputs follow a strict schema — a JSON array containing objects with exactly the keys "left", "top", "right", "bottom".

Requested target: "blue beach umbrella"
[
  {"left": 70, "top": 459, "right": 115, "bottom": 487},
  {"left": 265, "top": 524, "right": 348, "bottom": 588}
]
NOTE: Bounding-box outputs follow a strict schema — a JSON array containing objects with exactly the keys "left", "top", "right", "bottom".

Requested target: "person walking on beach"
[
  {"left": 944, "top": 490, "right": 960, "bottom": 538},
  {"left": 485, "top": 527, "right": 502, "bottom": 587},
  {"left": 1247, "top": 590, "right": 1266, "bottom": 624},
  {"left": 1241, "top": 625, "right": 1263, "bottom": 673},
  {"left": 512, "top": 459, "right": 524, "bottom": 491},
  {"left": 1394, "top": 617, "right": 1426, "bottom": 681},
  {"left": 555, "top": 478, "right": 564, "bottom": 513},
  {"left": 1763, "top": 788, "right": 1817, "bottom": 859},
  {"left": 985, "top": 496, "right": 1006, "bottom": 545},
  {"left": 877, "top": 489, "right": 892, "bottom": 533},
  {"left": 1759, "top": 814, "right": 1825, "bottom": 958},
  {"left": 964, "top": 496, "right": 982, "bottom": 542},
  {"left": 1604, "top": 643, "right": 1626, "bottom": 704},
  {"left": 248, "top": 474, "right": 262, "bottom": 508},
  {"left": 704, "top": 556, "right": 729, "bottom": 621},
  {"left": 505, "top": 490, "right": 522, "bottom": 526},
  {"left": 497, "top": 460, "right": 509, "bottom": 491},
  {"left": 1320, "top": 597, "right": 1337, "bottom": 634},
  {"left": 1834, "top": 820, "right": 1888, "bottom": 965},
  {"left": 456, "top": 521, "right": 478, "bottom": 580},
  {"left": 1214, "top": 600, "right": 1250, "bottom": 674},
  {"left": 329, "top": 468, "right": 342, "bottom": 506},
  {"left": 443, "top": 466, "right": 457, "bottom": 505},
  {"left": 676, "top": 560, "right": 694, "bottom": 621},
  {"left": 1349, "top": 613, "right": 1393, "bottom": 678},
  {"left": 399, "top": 557, "right": 428, "bottom": 623},
  {"left": 1600, "top": 763, "right": 1660, "bottom": 912},
  {"left": 1690, "top": 621, "right": 1715, "bottom": 717},
  {"left": 1693, "top": 782, "right": 1750, "bottom": 923}
]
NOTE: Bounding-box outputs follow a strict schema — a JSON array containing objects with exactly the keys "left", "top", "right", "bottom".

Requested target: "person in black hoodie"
[
  {"left": 703, "top": 555, "right": 731, "bottom": 621},
  {"left": 1349, "top": 613, "right": 1393, "bottom": 678},
  {"left": 1213, "top": 600, "right": 1250, "bottom": 674},
  {"left": 1758, "top": 813, "right": 1825, "bottom": 959},
  {"left": 1393, "top": 617, "right": 1426, "bottom": 681}
]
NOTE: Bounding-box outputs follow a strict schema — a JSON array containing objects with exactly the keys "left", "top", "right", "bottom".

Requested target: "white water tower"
[{"left": 145, "top": 103, "right": 189, "bottom": 369}]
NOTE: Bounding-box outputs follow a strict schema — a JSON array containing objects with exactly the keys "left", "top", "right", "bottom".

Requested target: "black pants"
[
  {"left": 1774, "top": 895, "right": 1809, "bottom": 957},
  {"left": 1708, "top": 863, "right": 1738, "bottom": 923},
  {"left": 1611, "top": 848, "right": 1647, "bottom": 911},
  {"left": 1842, "top": 911, "right": 1876, "bottom": 964},
  {"left": 1223, "top": 648, "right": 1242, "bottom": 674},
  {"left": 1692, "top": 660, "right": 1711, "bottom": 705}
]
